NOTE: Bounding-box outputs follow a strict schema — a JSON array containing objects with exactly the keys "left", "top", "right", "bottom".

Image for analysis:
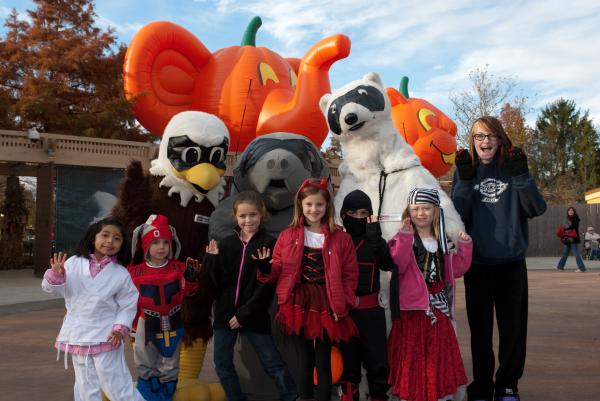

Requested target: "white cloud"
[
  {"left": 5, "top": 0, "right": 599, "bottom": 127},
  {"left": 419, "top": 0, "right": 600, "bottom": 126},
  {"left": 96, "top": 14, "right": 144, "bottom": 36},
  {"left": 214, "top": 0, "right": 600, "bottom": 125}
]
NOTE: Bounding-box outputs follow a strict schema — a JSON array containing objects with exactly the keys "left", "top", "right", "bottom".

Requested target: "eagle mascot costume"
[{"left": 112, "top": 111, "right": 230, "bottom": 401}]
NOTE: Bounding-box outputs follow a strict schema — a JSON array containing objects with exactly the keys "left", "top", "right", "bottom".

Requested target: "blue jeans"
[
  {"left": 557, "top": 243, "right": 586, "bottom": 271},
  {"left": 213, "top": 329, "right": 297, "bottom": 401}
]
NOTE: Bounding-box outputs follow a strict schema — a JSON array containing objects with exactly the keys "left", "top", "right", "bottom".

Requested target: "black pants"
[
  {"left": 290, "top": 334, "right": 332, "bottom": 401},
  {"left": 464, "top": 260, "right": 528, "bottom": 401},
  {"left": 340, "top": 306, "right": 389, "bottom": 399}
]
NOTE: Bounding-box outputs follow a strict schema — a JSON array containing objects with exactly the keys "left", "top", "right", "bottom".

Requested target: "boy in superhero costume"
[{"left": 129, "top": 214, "right": 201, "bottom": 401}]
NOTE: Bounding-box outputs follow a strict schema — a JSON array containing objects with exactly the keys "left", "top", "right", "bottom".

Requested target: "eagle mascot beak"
[{"left": 173, "top": 163, "right": 226, "bottom": 194}]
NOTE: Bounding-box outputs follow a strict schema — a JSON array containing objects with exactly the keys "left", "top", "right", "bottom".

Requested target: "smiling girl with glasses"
[{"left": 451, "top": 116, "right": 546, "bottom": 401}]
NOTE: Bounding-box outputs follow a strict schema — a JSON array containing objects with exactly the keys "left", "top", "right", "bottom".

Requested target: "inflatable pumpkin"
[
  {"left": 124, "top": 16, "right": 350, "bottom": 152},
  {"left": 387, "top": 77, "right": 457, "bottom": 177},
  {"left": 313, "top": 345, "right": 343, "bottom": 385}
]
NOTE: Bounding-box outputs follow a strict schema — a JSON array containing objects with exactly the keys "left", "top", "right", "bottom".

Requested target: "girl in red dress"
[
  {"left": 387, "top": 188, "right": 472, "bottom": 401},
  {"left": 257, "top": 178, "right": 359, "bottom": 401}
]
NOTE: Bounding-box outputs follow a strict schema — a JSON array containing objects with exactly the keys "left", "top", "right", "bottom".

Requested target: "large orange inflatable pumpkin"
[
  {"left": 387, "top": 77, "right": 457, "bottom": 177},
  {"left": 124, "top": 16, "right": 350, "bottom": 152}
]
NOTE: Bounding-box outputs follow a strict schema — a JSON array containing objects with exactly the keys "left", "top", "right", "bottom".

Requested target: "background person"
[
  {"left": 556, "top": 207, "right": 586, "bottom": 272},
  {"left": 584, "top": 226, "right": 600, "bottom": 260}
]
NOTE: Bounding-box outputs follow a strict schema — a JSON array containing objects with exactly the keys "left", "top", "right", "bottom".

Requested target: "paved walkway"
[{"left": 1, "top": 259, "right": 599, "bottom": 400}]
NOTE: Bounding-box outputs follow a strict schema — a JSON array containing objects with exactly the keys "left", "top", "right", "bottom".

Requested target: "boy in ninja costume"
[
  {"left": 339, "top": 190, "right": 395, "bottom": 401},
  {"left": 129, "top": 215, "right": 201, "bottom": 401}
]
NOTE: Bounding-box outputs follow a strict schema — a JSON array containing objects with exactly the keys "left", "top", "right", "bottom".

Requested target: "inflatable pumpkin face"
[
  {"left": 387, "top": 77, "right": 457, "bottom": 177},
  {"left": 124, "top": 16, "right": 350, "bottom": 152}
]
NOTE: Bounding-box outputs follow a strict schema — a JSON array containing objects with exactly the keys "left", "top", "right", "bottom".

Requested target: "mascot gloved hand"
[{"left": 112, "top": 111, "right": 230, "bottom": 401}]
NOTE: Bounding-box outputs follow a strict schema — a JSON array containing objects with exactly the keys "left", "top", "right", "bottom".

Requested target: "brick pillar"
[{"left": 33, "top": 163, "right": 55, "bottom": 277}]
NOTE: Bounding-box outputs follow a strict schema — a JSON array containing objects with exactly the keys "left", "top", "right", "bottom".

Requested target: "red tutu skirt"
[
  {"left": 276, "top": 282, "right": 357, "bottom": 342},
  {"left": 387, "top": 282, "right": 467, "bottom": 401}
]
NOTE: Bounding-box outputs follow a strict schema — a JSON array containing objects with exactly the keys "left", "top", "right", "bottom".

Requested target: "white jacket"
[{"left": 42, "top": 255, "right": 139, "bottom": 345}]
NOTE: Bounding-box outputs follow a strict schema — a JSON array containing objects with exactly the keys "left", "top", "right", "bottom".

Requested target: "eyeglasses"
[{"left": 473, "top": 133, "right": 498, "bottom": 141}]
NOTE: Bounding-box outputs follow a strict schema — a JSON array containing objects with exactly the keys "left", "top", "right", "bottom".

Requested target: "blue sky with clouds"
[{"left": 2, "top": 0, "right": 600, "bottom": 137}]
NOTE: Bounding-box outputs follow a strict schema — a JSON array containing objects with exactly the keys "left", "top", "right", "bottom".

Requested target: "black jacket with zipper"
[
  {"left": 203, "top": 228, "right": 276, "bottom": 333},
  {"left": 352, "top": 222, "right": 396, "bottom": 296}
]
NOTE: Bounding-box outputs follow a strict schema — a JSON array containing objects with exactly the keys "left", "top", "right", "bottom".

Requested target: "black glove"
[
  {"left": 256, "top": 258, "right": 272, "bottom": 275},
  {"left": 365, "top": 221, "right": 383, "bottom": 247},
  {"left": 455, "top": 148, "right": 475, "bottom": 180},
  {"left": 505, "top": 146, "right": 529, "bottom": 176},
  {"left": 184, "top": 264, "right": 199, "bottom": 282}
]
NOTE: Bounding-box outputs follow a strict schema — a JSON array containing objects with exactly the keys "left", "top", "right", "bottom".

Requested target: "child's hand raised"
[
  {"left": 186, "top": 257, "right": 202, "bottom": 272},
  {"left": 205, "top": 240, "right": 219, "bottom": 255},
  {"left": 251, "top": 247, "right": 271, "bottom": 260},
  {"left": 367, "top": 215, "right": 379, "bottom": 223},
  {"left": 401, "top": 217, "right": 414, "bottom": 233},
  {"left": 458, "top": 231, "right": 471, "bottom": 241},
  {"left": 50, "top": 252, "right": 67, "bottom": 276}
]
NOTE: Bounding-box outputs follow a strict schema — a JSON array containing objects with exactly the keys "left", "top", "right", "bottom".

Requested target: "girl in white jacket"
[{"left": 42, "top": 217, "right": 144, "bottom": 401}]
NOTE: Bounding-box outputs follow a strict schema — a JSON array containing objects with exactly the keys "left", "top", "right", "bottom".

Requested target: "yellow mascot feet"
[
  {"left": 174, "top": 339, "right": 225, "bottom": 401},
  {"left": 103, "top": 339, "right": 225, "bottom": 401}
]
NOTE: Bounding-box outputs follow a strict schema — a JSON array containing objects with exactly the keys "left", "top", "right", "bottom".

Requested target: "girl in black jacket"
[
  {"left": 556, "top": 206, "right": 587, "bottom": 272},
  {"left": 203, "top": 191, "right": 296, "bottom": 401}
]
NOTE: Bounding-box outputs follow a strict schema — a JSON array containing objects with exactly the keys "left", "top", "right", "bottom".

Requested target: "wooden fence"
[{"left": 527, "top": 203, "right": 600, "bottom": 257}]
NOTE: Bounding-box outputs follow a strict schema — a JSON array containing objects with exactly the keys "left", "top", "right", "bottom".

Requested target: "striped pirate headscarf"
[{"left": 407, "top": 187, "right": 449, "bottom": 254}]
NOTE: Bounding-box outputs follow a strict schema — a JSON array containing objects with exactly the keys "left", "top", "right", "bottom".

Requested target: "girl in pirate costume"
[
  {"left": 387, "top": 188, "right": 472, "bottom": 401},
  {"left": 258, "top": 178, "right": 359, "bottom": 401}
]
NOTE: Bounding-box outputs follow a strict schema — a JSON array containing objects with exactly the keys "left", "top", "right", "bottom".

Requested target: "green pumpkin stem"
[
  {"left": 241, "top": 16, "right": 262, "bottom": 46},
  {"left": 400, "top": 76, "right": 410, "bottom": 98}
]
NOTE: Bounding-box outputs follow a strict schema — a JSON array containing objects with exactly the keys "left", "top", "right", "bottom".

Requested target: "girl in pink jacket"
[{"left": 387, "top": 188, "right": 472, "bottom": 401}]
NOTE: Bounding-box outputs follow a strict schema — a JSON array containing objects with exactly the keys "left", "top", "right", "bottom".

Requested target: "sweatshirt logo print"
[{"left": 474, "top": 178, "right": 508, "bottom": 203}]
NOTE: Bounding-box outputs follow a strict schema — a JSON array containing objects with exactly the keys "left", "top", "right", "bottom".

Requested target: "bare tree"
[{"left": 449, "top": 65, "right": 528, "bottom": 146}]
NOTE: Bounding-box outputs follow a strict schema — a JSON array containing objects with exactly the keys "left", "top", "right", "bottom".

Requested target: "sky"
[{"left": 1, "top": 0, "right": 600, "bottom": 136}]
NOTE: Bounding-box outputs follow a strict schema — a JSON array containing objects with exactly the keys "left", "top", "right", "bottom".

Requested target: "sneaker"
[
  {"left": 495, "top": 388, "right": 520, "bottom": 401},
  {"left": 575, "top": 269, "right": 586, "bottom": 272},
  {"left": 555, "top": 266, "right": 564, "bottom": 271}
]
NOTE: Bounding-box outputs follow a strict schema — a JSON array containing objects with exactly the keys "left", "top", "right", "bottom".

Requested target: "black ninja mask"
[
  {"left": 342, "top": 215, "right": 368, "bottom": 237},
  {"left": 341, "top": 189, "right": 373, "bottom": 237}
]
